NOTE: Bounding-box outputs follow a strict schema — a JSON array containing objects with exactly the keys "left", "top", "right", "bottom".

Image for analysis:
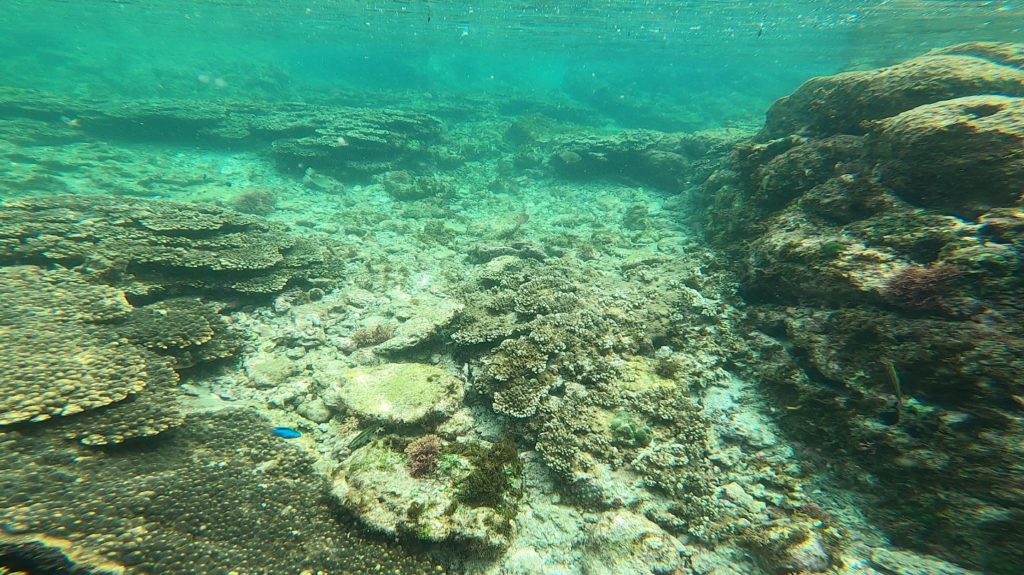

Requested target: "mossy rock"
[{"left": 332, "top": 363, "right": 464, "bottom": 426}]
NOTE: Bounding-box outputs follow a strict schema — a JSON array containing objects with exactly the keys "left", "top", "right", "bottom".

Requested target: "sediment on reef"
[{"left": 700, "top": 42, "right": 1024, "bottom": 575}]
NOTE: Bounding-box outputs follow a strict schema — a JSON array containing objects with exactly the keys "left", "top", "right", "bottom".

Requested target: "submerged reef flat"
[
  {"left": 0, "top": 42, "right": 1019, "bottom": 575},
  {"left": 0, "top": 87, "right": 442, "bottom": 182},
  {"left": 704, "top": 41, "right": 1024, "bottom": 574}
]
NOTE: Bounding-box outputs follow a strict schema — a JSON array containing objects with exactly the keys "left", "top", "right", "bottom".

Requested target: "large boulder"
[
  {"left": 763, "top": 42, "right": 1024, "bottom": 138},
  {"left": 871, "top": 95, "right": 1024, "bottom": 218},
  {"left": 324, "top": 363, "right": 464, "bottom": 427},
  {"left": 702, "top": 43, "right": 1024, "bottom": 574}
]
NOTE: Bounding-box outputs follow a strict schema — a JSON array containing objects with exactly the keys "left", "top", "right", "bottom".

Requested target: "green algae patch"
[{"left": 334, "top": 363, "right": 464, "bottom": 426}]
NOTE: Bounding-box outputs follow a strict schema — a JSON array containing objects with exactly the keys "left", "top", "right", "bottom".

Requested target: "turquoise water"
[
  {"left": 1, "top": 2, "right": 1023, "bottom": 575},
  {"left": 3, "top": 1, "right": 1020, "bottom": 127}
]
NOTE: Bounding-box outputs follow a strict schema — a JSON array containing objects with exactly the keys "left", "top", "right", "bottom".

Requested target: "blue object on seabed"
[{"left": 273, "top": 427, "right": 302, "bottom": 439}]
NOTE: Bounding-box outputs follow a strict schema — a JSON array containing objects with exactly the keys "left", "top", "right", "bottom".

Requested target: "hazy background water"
[{"left": 2, "top": 1, "right": 1021, "bottom": 130}]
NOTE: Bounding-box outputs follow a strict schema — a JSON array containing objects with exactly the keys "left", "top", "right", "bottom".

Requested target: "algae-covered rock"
[
  {"left": 703, "top": 43, "right": 1024, "bottom": 574},
  {"left": 872, "top": 95, "right": 1024, "bottom": 218},
  {"left": 380, "top": 170, "right": 456, "bottom": 201},
  {"left": 243, "top": 351, "right": 298, "bottom": 389},
  {"left": 741, "top": 521, "right": 835, "bottom": 574},
  {"left": 763, "top": 42, "right": 1024, "bottom": 138},
  {"left": 580, "top": 511, "right": 685, "bottom": 575},
  {"left": 869, "top": 547, "right": 983, "bottom": 575},
  {"left": 328, "top": 363, "right": 464, "bottom": 427},
  {"left": 374, "top": 294, "right": 464, "bottom": 354},
  {"left": 331, "top": 437, "right": 518, "bottom": 549},
  {"left": 548, "top": 128, "right": 744, "bottom": 192}
]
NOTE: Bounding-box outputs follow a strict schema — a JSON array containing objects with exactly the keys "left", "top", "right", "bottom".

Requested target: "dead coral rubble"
[{"left": 702, "top": 42, "right": 1024, "bottom": 574}]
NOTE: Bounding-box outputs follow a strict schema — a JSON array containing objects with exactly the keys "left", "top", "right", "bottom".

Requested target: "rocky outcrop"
[
  {"left": 703, "top": 42, "right": 1024, "bottom": 574},
  {"left": 762, "top": 42, "right": 1024, "bottom": 138}
]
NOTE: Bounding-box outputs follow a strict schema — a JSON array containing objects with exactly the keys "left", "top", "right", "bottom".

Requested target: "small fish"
[
  {"left": 60, "top": 115, "right": 82, "bottom": 128},
  {"left": 348, "top": 426, "right": 380, "bottom": 450},
  {"left": 273, "top": 427, "right": 302, "bottom": 439}
]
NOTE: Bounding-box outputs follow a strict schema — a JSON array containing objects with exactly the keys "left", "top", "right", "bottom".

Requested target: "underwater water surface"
[{"left": 0, "top": 2, "right": 1022, "bottom": 575}]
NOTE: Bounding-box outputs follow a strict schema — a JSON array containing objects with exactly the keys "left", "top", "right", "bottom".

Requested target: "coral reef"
[
  {"left": 702, "top": 42, "right": 1024, "bottom": 574},
  {"left": 0, "top": 87, "right": 443, "bottom": 181},
  {"left": 0, "top": 410, "right": 448, "bottom": 574},
  {"left": 0, "top": 195, "right": 342, "bottom": 298},
  {"left": 0, "top": 265, "right": 242, "bottom": 446},
  {"left": 446, "top": 246, "right": 791, "bottom": 550},
  {"left": 0, "top": 266, "right": 170, "bottom": 430},
  {"left": 2, "top": 36, "right": 1009, "bottom": 575}
]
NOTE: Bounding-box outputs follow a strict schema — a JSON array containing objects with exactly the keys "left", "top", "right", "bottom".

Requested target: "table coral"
[
  {"left": 0, "top": 195, "right": 342, "bottom": 298},
  {"left": 0, "top": 265, "right": 239, "bottom": 445}
]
